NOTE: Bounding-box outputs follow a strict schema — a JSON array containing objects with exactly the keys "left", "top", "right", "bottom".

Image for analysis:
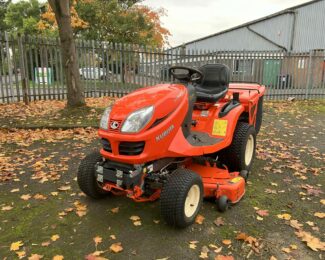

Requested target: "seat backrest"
[{"left": 198, "top": 64, "right": 230, "bottom": 94}]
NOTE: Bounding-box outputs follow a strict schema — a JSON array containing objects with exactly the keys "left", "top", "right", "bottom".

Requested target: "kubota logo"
[
  {"left": 156, "top": 125, "right": 174, "bottom": 141},
  {"left": 110, "top": 121, "right": 119, "bottom": 129}
]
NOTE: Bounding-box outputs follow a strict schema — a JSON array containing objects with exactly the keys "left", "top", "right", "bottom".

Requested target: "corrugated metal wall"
[
  {"left": 182, "top": 0, "right": 325, "bottom": 53},
  {"left": 293, "top": 0, "right": 325, "bottom": 51}
]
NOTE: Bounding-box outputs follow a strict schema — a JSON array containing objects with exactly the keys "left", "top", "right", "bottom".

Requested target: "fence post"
[
  {"left": 305, "top": 49, "right": 314, "bottom": 100},
  {"left": 17, "top": 34, "right": 29, "bottom": 105},
  {"left": 4, "top": 32, "right": 15, "bottom": 102}
]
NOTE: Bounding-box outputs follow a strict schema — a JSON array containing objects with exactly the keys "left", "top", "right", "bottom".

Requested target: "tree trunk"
[{"left": 48, "top": 0, "right": 85, "bottom": 107}]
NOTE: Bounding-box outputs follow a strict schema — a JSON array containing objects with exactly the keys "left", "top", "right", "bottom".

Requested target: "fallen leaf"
[
  {"left": 222, "top": 240, "right": 231, "bottom": 245},
  {"left": 256, "top": 209, "right": 269, "bottom": 217},
  {"left": 320, "top": 199, "right": 325, "bottom": 205},
  {"left": 281, "top": 247, "right": 291, "bottom": 253},
  {"left": 41, "top": 241, "right": 51, "bottom": 247},
  {"left": 21, "top": 194, "right": 31, "bottom": 200},
  {"left": 195, "top": 214, "right": 205, "bottom": 224},
  {"left": 10, "top": 241, "right": 24, "bottom": 251},
  {"left": 34, "top": 194, "right": 47, "bottom": 200},
  {"left": 290, "top": 244, "right": 298, "bottom": 250},
  {"left": 52, "top": 256, "right": 64, "bottom": 260},
  {"left": 51, "top": 234, "right": 60, "bottom": 241},
  {"left": 289, "top": 219, "right": 303, "bottom": 230},
  {"left": 51, "top": 192, "right": 59, "bottom": 196},
  {"left": 277, "top": 213, "right": 291, "bottom": 220},
  {"left": 58, "top": 185, "right": 71, "bottom": 191},
  {"left": 129, "top": 215, "right": 140, "bottom": 221},
  {"left": 11, "top": 188, "right": 20, "bottom": 193},
  {"left": 28, "top": 254, "right": 43, "bottom": 260},
  {"left": 1, "top": 205, "right": 13, "bottom": 211},
  {"left": 256, "top": 216, "right": 264, "bottom": 221},
  {"left": 110, "top": 235, "right": 116, "bottom": 240},
  {"left": 314, "top": 212, "right": 325, "bottom": 219},
  {"left": 215, "top": 256, "right": 234, "bottom": 260},
  {"left": 110, "top": 242, "right": 123, "bottom": 253},
  {"left": 93, "top": 236, "right": 102, "bottom": 247},
  {"left": 16, "top": 251, "right": 26, "bottom": 259},
  {"left": 295, "top": 230, "right": 325, "bottom": 251},
  {"left": 133, "top": 220, "right": 142, "bottom": 226},
  {"left": 214, "top": 217, "right": 225, "bottom": 226},
  {"left": 110, "top": 207, "right": 119, "bottom": 213}
]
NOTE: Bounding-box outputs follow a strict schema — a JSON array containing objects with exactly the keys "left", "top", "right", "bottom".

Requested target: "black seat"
[{"left": 195, "top": 64, "right": 230, "bottom": 103}]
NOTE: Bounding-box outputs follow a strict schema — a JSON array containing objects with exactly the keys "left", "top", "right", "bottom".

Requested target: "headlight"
[
  {"left": 121, "top": 106, "right": 154, "bottom": 133},
  {"left": 99, "top": 106, "right": 112, "bottom": 130}
]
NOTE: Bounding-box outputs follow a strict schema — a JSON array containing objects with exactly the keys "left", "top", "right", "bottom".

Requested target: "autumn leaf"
[
  {"left": 256, "top": 209, "right": 269, "bottom": 217},
  {"left": 215, "top": 256, "right": 234, "bottom": 260},
  {"left": 129, "top": 215, "right": 140, "bottom": 221},
  {"left": 34, "top": 194, "right": 47, "bottom": 200},
  {"left": 21, "top": 194, "right": 31, "bottom": 200},
  {"left": 41, "top": 241, "right": 51, "bottom": 247},
  {"left": 213, "top": 217, "right": 225, "bottom": 226},
  {"left": 314, "top": 212, "right": 325, "bottom": 219},
  {"left": 222, "top": 240, "right": 231, "bottom": 245},
  {"left": 58, "top": 185, "right": 71, "bottom": 191},
  {"left": 16, "top": 251, "right": 26, "bottom": 259},
  {"left": 110, "top": 242, "right": 123, "bottom": 253},
  {"left": 1, "top": 205, "right": 13, "bottom": 211},
  {"left": 110, "top": 235, "right": 116, "bottom": 240},
  {"left": 133, "top": 221, "right": 142, "bottom": 226},
  {"left": 52, "top": 256, "right": 64, "bottom": 260},
  {"left": 51, "top": 234, "right": 60, "bottom": 241},
  {"left": 28, "top": 254, "right": 43, "bottom": 260},
  {"left": 295, "top": 230, "right": 325, "bottom": 251},
  {"left": 289, "top": 219, "right": 303, "bottom": 230},
  {"left": 277, "top": 213, "right": 291, "bottom": 220},
  {"left": 320, "top": 199, "right": 325, "bottom": 205},
  {"left": 195, "top": 214, "right": 205, "bottom": 224},
  {"left": 10, "top": 241, "right": 24, "bottom": 251},
  {"left": 110, "top": 207, "right": 119, "bottom": 213},
  {"left": 93, "top": 236, "right": 102, "bottom": 247}
]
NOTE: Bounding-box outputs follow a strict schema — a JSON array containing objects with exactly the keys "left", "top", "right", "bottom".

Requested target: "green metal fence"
[{"left": 0, "top": 32, "right": 324, "bottom": 103}]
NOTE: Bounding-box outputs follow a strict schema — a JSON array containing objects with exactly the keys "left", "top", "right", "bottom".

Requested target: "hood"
[{"left": 110, "top": 84, "right": 187, "bottom": 120}]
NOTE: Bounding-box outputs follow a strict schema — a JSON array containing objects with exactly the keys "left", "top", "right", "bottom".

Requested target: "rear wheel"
[
  {"left": 160, "top": 169, "right": 203, "bottom": 228},
  {"left": 219, "top": 122, "right": 256, "bottom": 172},
  {"left": 77, "top": 151, "right": 108, "bottom": 199}
]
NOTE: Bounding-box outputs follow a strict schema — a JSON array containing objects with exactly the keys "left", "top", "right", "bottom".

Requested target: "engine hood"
[{"left": 110, "top": 84, "right": 187, "bottom": 120}]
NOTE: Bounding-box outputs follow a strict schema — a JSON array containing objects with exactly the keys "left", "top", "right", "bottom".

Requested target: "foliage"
[
  {"left": 37, "top": 0, "right": 88, "bottom": 36},
  {"left": 76, "top": 0, "right": 170, "bottom": 47},
  {"left": 0, "top": 0, "right": 11, "bottom": 31},
  {"left": 4, "top": 0, "right": 41, "bottom": 35}
]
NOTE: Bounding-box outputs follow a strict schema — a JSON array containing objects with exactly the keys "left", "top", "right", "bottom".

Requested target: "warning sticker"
[
  {"left": 212, "top": 119, "right": 228, "bottom": 136},
  {"left": 230, "top": 176, "right": 243, "bottom": 183}
]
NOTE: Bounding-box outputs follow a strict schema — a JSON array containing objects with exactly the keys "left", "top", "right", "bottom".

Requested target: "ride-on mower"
[{"left": 77, "top": 64, "right": 265, "bottom": 228}]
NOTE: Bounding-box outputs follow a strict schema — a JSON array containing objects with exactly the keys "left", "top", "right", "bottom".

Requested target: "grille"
[
  {"left": 101, "top": 138, "right": 112, "bottom": 153},
  {"left": 108, "top": 119, "right": 122, "bottom": 132},
  {"left": 119, "top": 141, "right": 145, "bottom": 155}
]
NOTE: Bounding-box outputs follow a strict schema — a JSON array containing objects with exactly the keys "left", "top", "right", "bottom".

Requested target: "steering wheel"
[{"left": 169, "top": 66, "right": 203, "bottom": 83}]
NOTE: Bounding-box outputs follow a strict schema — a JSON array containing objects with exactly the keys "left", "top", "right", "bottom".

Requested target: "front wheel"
[
  {"left": 77, "top": 151, "right": 108, "bottom": 199},
  {"left": 160, "top": 169, "right": 203, "bottom": 228}
]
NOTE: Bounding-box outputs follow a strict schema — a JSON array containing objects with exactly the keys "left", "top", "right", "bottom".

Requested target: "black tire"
[
  {"left": 219, "top": 122, "right": 256, "bottom": 172},
  {"left": 160, "top": 168, "right": 203, "bottom": 228},
  {"left": 77, "top": 151, "right": 108, "bottom": 199},
  {"left": 217, "top": 195, "right": 229, "bottom": 212},
  {"left": 255, "top": 96, "right": 263, "bottom": 134}
]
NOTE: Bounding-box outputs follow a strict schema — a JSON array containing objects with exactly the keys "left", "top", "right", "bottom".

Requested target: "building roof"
[{"left": 171, "top": 0, "right": 323, "bottom": 49}]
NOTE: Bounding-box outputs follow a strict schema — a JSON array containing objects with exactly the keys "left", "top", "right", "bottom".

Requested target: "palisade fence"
[{"left": 0, "top": 32, "right": 324, "bottom": 103}]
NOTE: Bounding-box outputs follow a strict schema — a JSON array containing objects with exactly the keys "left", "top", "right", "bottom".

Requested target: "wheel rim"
[
  {"left": 184, "top": 184, "right": 200, "bottom": 218},
  {"left": 245, "top": 134, "right": 254, "bottom": 166}
]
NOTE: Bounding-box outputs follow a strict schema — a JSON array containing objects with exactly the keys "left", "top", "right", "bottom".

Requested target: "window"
[{"left": 233, "top": 59, "right": 254, "bottom": 75}]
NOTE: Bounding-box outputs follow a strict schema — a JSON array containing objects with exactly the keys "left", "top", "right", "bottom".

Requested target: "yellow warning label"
[
  {"left": 230, "top": 177, "right": 243, "bottom": 183},
  {"left": 212, "top": 119, "right": 228, "bottom": 136}
]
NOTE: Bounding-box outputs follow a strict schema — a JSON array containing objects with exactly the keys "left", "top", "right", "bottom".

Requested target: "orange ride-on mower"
[{"left": 77, "top": 64, "right": 265, "bottom": 228}]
